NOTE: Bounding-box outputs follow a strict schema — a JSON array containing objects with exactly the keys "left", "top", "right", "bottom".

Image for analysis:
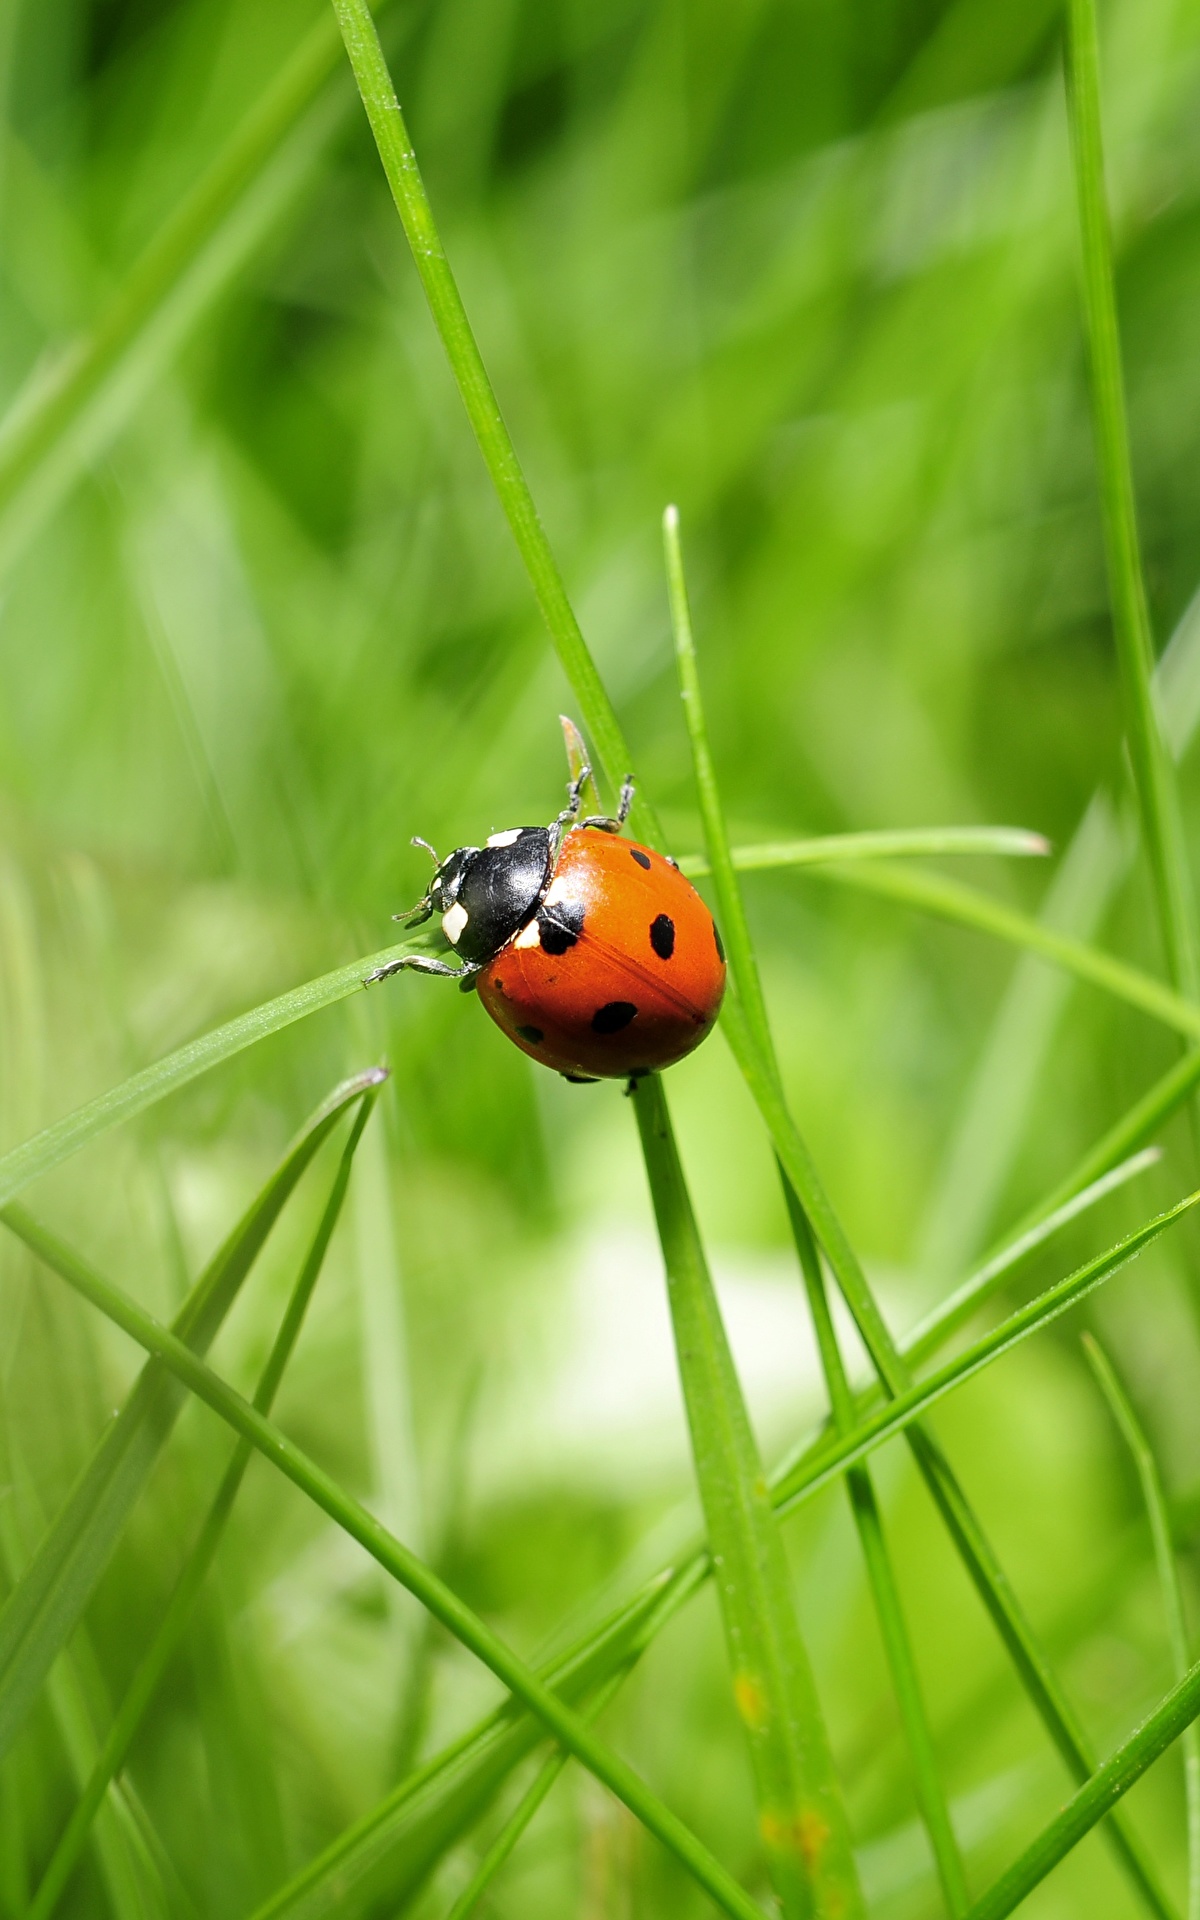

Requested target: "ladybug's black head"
[{"left": 428, "top": 845, "right": 477, "bottom": 915}]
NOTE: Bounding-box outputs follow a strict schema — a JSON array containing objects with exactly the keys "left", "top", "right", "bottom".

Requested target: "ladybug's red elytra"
[{"left": 367, "top": 766, "right": 726, "bottom": 1082}]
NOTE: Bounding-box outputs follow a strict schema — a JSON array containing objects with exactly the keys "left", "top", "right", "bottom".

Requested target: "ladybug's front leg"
[
  {"left": 579, "top": 772, "right": 635, "bottom": 834},
  {"left": 365, "top": 954, "right": 476, "bottom": 985}
]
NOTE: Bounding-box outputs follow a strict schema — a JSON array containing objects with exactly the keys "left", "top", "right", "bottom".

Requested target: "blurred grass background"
[{"left": 3, "top": 0, "right": 1200, "bottom": 1912}]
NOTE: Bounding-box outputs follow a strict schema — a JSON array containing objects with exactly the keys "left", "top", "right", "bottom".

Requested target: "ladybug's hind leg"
[
  {"left": 366, "top": 954, "right": 477, "bottom": 985},
  {"left": 579, "top": 773, "right": 635, "bottom": 834}
]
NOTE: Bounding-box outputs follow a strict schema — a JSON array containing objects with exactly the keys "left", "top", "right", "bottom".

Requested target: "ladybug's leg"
[
  {"left": 579, "top": 773, "right": 635, "bottom": 834},
  {"left": 550, "top": 763, "right": 592, "bottom": 857},
  {"left": 365, "top": 954, "right": 476, "bottom": 985}
]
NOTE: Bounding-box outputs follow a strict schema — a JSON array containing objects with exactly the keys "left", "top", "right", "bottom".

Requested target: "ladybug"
[{"left": 368, "top": 766, "right": 726, "bottom": 1081}]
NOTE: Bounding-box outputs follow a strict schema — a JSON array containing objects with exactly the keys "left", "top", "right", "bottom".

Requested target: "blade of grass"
[
  {"left": 1083, "top": 1336, "right": 1200, "bottom": 1920},
  {"left": 0, "top": 939, "right": 419, "bottom": 1210},
  {"left": 0, "top": 2, "right": 407, "bottom": 575},
  {"left": 328, "top": 0, "right": 656, "bottom": 841},
  {"left": 1063, "top": 0, "right": 1199, "bottom": 1001},
  {"left": 246, "top": 1153, "right": 1179, "bottom": 1920},
  {"left": 798, "top": 860, "right": 1200, "bottom": 1042},
  {"left": 0, "top": 1066, "right": 385, "bottom": 1764},
  {"left": 444, "top": 1672, "right": 627, "bottom": 1920},
  {"left": 666, "top": 504, "right": 965, "bottom": 1916},
  {"left": 3, "top": 1213, "right": 770, "bottom": 1920},
  {"left": 665, "top": 506, "right": 1176, "bottom": 1919},
  {"left": 677, "top": 828, "right": 1051, "bottom": 874},
  {"left": 25, "top": 1091, "right": 380, "bottom": 1920},
  {"left": 786, "top": 1194, "right": 969, "bottom": 1916},
  {"left": 633, "top": 1072, "right": 864, "bottom": 1920},
  {"left": 967, "top": 1653, "right": 1200, "bottom": 1920}
]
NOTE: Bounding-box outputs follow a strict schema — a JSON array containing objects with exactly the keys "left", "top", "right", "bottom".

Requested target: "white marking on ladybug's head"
[
  {"left": 513, "top": 919, "right": 541, "bottom": 949},
  {"left": 442, "top": 902, "right": 469, "bottom": 945},
  {"left": 487, "top": 828, "right": 522, "bottom": 848}
]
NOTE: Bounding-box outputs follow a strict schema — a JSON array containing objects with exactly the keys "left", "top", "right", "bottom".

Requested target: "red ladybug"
[{"left": 368, "top": 767, "right": 726, "bottom": 1081}]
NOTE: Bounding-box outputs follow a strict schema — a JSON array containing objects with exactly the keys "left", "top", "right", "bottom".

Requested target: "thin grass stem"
[
  {"left": 677, "top": 828, "right": 1051, "bottom": 874},
  {"left": 1063, "top": 0, "right": 1198, "bottom": 999},
  {"left": 1083, "top": 1337, "right": 1200, "bottom": 1920},
  {"left": 25, "top": 1094, "right": 379, "bottom": 1920}
]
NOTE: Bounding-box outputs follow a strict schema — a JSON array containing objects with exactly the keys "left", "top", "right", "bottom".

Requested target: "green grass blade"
[
  {"left": 0, "top": 1066, "right": 385, "bottom": 1764},
  {"left": 1063, "top": 0, "right": 1199, "bottom": 1000},
  {"left": 677, "top": 828, "right": 1051, "bottom": 874},
  {"left": 8, "top": 1216, "right": 768, "bottom": 1920},
  {"left": 721, "top": 987, "right": 1178, "bottom": 1919},
  {"left": 26, "top": 1092, "right": 380, "bottom": 1920},
  {"left": 444, "top": 1672, "right": 626, "bottom": 1920},
  {"left": 798, "top": 861, "right": 1200, "bottom": 1042},
  {"left": 633, "top": 1073, "right": 864, "bottom": 1920},
  {"left": 666, "top": 503, "right": 962, "bottom": 1913},
  {"left": 904, "top": 1148, "right": 1162, "bottom": 1368},
  {"left": 1084, "top": 1336, "right": 1200, "bottom": 1920},
  {"left": 329, "top": 0, "right": 656, "bottom": 841},
  {"left": 0, "top": 942, "right": 418, "bottom": 1210},
  {"left": 967, "top": 1654, "right": 1200, "bottom": 1920},
  {"left": 785, "top": 1194, "right": 969, "bottom": 1916}
]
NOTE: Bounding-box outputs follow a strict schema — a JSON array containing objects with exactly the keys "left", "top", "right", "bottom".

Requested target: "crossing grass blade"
[
  {"left": 241, "top": 1146, "right": 1178, "bottom": 1920},
  {"left": 5, "top": 1216, "right": 768, "bottom": 1920},
  {"left": 632, "top": 1072, "right": 865, "bottom": 1920},
  {"left": 25, "top": 1090, "right": 381, "bottom": 1920},
  {"left": 1083, "top": 1337, "right": 1200, "bottom": 1920},
  {"left": 678, "top": 828, "right": 1051, "bottom": 873},
  {"left": 1063, "top": 0, "right": 1199, "bottom": 1001},
  {"left": 0, "top": 1066, "right": 385, "bottom": 1765},
  {"left": 966, "top": 1653, "right": 1200, "bottom": 1920},
  {"left": 666, "top": 502, "right": 963, "bottom": 1914},
  {"left": 796, "top": 860, "right": 1200, "bottom": 1042}
]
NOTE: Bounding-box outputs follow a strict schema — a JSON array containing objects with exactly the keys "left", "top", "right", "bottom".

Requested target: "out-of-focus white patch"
[
  {"left": 442, "top": 902, "right": 468, "bottom": 944},
  {"left": 487, "top": 828, "right": 522, "bottom": 847},
  {"left": 513, "top": 920, "right": 541, "bottom": 949}
]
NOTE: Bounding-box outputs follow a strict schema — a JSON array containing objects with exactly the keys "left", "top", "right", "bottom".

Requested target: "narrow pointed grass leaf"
[
  {"left": 678, "top": 828, "right": 1051, "bottom": 875},
  {"left": 0, "top": 1066, "right": 385, "bottom": 1763},
  {"left": 633, "top": 1073, "right": 864, "bottom": 1920},
  {"left": 329, "top": 0, "right": 656, "bottom": 843},
  {"left": 666, "top": 504, "right": 962, "bottom": 1912},
  {"left": 967, "top": 1654, "right": 1200, "bottom": 1920},
  {"left": 785, "top": 1196, "right": 969, "bottom": 1915},
  {"left": 800, "top": 862, "right": 1200, "bottom": 1042},
  {"left": 247, "top": 1149, "right": 1185, "bottom": 1920},
  {"left": 1083, "top": 1337, "right": 1200, "bottom": 1920},
  {"left": 0, "top": 942, "right": 419, "bottom": 1210},
  {"left": 26, "top": 1092, "right": 381, "bottom": 1920},
  {"left": 716, "top": 822, "right": 1176, "bottom": 1920},
  {"left": 560, "top": 715, "right": 603, "bottom": 819},
  {"left": 444, "top": 1673, "right": 626, "bottom": 1920},
  {"left": 6, "top": 1217, "right": 767, "bottom": 1920},
  {"left": 1063, "top": 0, "right": 1199, "bottom": 999}
]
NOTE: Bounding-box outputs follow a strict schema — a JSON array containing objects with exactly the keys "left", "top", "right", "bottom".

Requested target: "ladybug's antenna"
[{"left": 412, "top": 835, "right": 440, "bottom": 867}]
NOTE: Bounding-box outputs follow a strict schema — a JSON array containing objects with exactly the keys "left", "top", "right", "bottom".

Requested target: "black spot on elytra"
[
  {"left": 538, "top": 899, "right": 585, "bottom": 954},
  {"left": 516, "top": 1024, "right": 544, "bottom": 1044},
  {"left": 592, "top": 1000, "right": 637, "bottom": 1033},
  {"left": 649, "top": 913, "right": 675, "bottom": 960},
  {"left": 629, "top": 847, "right": 651, "bottom": 870},
  {"left": 713, "top": 918, "right": 725, "bottom": 963}
]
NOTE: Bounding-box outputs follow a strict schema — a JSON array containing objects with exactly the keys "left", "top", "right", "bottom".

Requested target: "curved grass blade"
[
  {"left": 0, "top": 941, "right": 419, "bottom": 1210},
  {"left": 1083, "top": 1337, "right": 1200, "bottom": 1920},
  {"left": 5, "top": 1219, "right": 767, "bottom": 1920},
  {"left": 26, "top": 1092, "right": 381, "bottom": 1920},
  {"left": 967, "top": 1653, "right": 1200, "bottom": 1920},
  {"left": 245, "top": 1151, "right": 1180, "bottom": 1920},
  {"left": 0, "top": 1066, "right": 385, "bottom": 1764},
  {"left": 1063, "top": 0, "right": 1199, "bottom": 1001},
  {"left": 665, "top": 503, "right": 960, "bottom": 1914},
  {"left": 328, "top": 0, "right": 657, "bottom": 845},
  {"left": 678, "top": 828, "right": 1050, "bottom": 875},
  {"left": 798, "top": 861, "right": 1200, "bottom": 1043},
  {"left": 633, "top": 1073, "right": 864, "bottom": 1920}
]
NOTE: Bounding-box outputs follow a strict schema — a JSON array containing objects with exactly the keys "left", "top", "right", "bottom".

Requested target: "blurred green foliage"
[{"left": 3, "top": 0, "right": 1200, "bottom": 1913}]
